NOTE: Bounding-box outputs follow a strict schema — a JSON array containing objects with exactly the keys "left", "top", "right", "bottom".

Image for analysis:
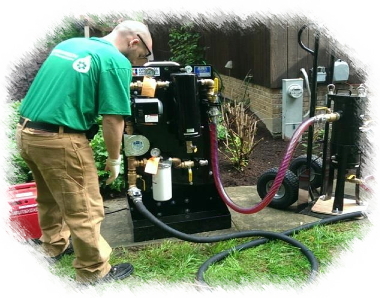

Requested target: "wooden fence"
[{"left": 147, "top": 17, "right": 363, "bottom": 89}]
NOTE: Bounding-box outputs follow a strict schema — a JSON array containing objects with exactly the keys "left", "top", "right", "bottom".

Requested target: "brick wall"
[{"left": 219, "top": 74, "right": 328, "bottom": 138}]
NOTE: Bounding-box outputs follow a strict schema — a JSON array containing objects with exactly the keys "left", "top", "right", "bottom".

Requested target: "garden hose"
[
  {"left": 196, "top": 210, "right": 365, "bottom": 285},
  {"left": 131, "top": 193, "right": 365, "bottom": 286}
]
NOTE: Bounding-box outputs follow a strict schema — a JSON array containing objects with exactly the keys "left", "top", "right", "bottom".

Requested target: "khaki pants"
[{"left": 16, "top": 124, "right": 112, "bottom": 282}]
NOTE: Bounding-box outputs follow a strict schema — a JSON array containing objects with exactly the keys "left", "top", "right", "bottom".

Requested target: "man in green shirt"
[{"left": 16, "top": 20, "right": 152, "bottom": 284}]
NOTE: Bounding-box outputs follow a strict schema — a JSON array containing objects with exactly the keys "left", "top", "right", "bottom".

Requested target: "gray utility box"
[{"left": 282, "top": 78, "right": 304, "bottom": 140}]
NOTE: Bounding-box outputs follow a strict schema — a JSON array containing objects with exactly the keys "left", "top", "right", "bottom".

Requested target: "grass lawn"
[{"left": 53, "top": 217, "right": 369, "bottom": 289}]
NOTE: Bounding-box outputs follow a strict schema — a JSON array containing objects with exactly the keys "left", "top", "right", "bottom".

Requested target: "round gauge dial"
[
  {"left": 184, "top": 65, "right": 193, "bottom": 73},
  {"left": 123, "top": 135, "right": 150, "bottom": 156},
  {"left": 144, "top": 67, "right": 156, "bottom": 77},
  {"left": 150, "top": 147, "right": 161, "bottom": 157}
]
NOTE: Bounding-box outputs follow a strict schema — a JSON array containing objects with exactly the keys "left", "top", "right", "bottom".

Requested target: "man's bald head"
[
  {"left": 113, "top": 20, "right": 151, "bottom": 43},
  {"left": 103, "top": 20, "right": 152, "bottom": 63}
]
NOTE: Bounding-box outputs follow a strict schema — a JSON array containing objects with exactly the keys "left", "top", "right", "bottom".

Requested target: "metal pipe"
[{"left": 130, "top": 80, "right": 170, "bottom": 91}]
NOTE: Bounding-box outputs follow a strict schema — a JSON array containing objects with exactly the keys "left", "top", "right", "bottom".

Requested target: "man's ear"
[{"left": 129, "top": 39, "right": 139, "bottom": 47}]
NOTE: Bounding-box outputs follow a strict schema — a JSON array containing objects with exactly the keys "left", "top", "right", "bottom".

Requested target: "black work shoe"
[
  {"left": 48, "top": 243, "right": 74, "bottom": 263},
  {"left": 98, "top": 263, "right": 134, "bottom": 283}
]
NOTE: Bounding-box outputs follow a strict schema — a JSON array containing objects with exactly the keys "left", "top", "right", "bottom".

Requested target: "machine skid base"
[
  {"left": 132, "top": 210, "right": 231, "bottom": 242},
  {"left": 311, "top": 197, "right": 367, "bottom": 215}
]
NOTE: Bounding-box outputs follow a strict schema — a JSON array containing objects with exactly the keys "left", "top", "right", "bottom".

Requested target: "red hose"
[{"left": 209, "top": 118, "right": 316, "bottom": 214}]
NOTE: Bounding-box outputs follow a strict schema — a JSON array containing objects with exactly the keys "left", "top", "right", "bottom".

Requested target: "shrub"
[
  {"left": 168, "top": 24, "right": 205, "bottom": 65},
  {"left": 8, "top": 101, "right": 33, "bottom": 184},
  {"left": 219, "top": 99, "right": 263, "bottom": 171}
]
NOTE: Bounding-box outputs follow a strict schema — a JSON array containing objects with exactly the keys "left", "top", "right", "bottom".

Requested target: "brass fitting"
[
  {"left": 130, "top": 80, "right": 170, "bottom": 91},
  {"left": 199, "top": 79, "right": 218, "bottom": 103},
  {"left": 186, "top": 141, "right": 198, "bottom": 154},
  {"left": 156, "top": 81, "right": 170, "bottom": 88},
  {"left": 324, "top": 112, "right": 341, "bottom": 122},
  {"left": 124, "top": 120, "right": 148, "bottom": 188},
  {"left": 314, "top": 112, "right": 341, "bottom": 124},
  {"left": 177, "top": 160, "right": 195, "bottom": 169},
  {"left": 127, "top": 157, "right": 148, "bottom": 188},
  {"left": 130, "top": 80, "right": 143, "bottom": 91},
  {"left": 127, "top": 157, "right": 138, "bottom": 188}
]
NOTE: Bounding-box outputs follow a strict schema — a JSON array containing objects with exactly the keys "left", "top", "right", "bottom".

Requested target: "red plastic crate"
[{"left": 7, "top": 182, "right": 42, "bottom": 240}]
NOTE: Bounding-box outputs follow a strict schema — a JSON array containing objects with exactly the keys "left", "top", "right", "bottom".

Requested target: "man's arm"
[
  {"left": 102, "top": 114, "right": 125, "bottom": 185},
  {"left": 102, "top": 114, "right": 125, "bottom": 159}
]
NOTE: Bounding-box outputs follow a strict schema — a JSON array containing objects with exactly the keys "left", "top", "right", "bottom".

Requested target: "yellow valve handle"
[
  {"left": 213, "top": 78, "right": 219, "bottom": 93},
  {"left": 188, "top": 167, "right": 193, "bottom": 183}
]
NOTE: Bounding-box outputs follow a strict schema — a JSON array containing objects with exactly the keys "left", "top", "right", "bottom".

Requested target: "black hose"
[
  {"left": 130, "top": 200, "right": 367, "bottom": 285},
  {"left": 196, "top": 211, "right": 365, "bottom": 284}
]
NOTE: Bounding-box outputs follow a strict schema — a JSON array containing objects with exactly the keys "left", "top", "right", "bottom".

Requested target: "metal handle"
[{"left": 298, "top": 24, "right": 314, "bottom": 55}]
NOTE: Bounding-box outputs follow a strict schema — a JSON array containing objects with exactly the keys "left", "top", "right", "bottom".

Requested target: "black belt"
[{"left": 19, "top": 117, "right": 86, "bottom": 134}]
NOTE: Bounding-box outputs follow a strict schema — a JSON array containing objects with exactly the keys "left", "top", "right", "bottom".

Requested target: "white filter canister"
[
  {"left": 333, "top": 59, "right": 349, "bottom": 82},
  {"left": 152, "top": 160, "right": 172, "bottom": 201}
]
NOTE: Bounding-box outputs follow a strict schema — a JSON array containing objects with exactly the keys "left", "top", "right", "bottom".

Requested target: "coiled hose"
[
  {"left": 131, "top": 197, "right": 365, "bottom": 285},
  {"left": 196, "top": 211, "right": 365, "bottom": 285}
]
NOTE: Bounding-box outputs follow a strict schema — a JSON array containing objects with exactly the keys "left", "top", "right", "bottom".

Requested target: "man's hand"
[{"left": 105, "top": 156, "right": 122, "bottom": 185}]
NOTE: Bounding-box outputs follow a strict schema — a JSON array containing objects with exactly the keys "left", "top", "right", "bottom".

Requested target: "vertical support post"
[
  {"left": 84, "top": 17, "right": 90, "bottom": 38},
  {"left": 332, "top": 146, "right": 349, "bottom": 213}
]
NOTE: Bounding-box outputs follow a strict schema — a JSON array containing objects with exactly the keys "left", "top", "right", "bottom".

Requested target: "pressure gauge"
[
  {"left": 144, "top": 67, "right": 156, "bottom": 77},
  {"left": 184, "top": 65, "right": 193, "bottom": 73},
  {"left": 150, "top": 147, "right": 161, "bottom": 157},
  {"left": 123, "top": 135, "right": 150, "bottom": 156}
]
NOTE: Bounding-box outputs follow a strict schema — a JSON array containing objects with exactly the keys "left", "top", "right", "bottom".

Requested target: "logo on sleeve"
[{"left": 73, "top": 56, "right": 91, "bottom": 73}]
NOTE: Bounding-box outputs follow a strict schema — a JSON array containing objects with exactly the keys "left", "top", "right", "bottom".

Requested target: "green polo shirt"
[{"left": 19, "top": 37, "right": 132, "bottom": 130}]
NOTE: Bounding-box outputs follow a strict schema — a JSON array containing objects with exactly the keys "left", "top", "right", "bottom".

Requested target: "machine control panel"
[{"left": 132, "top": 67, "right": 160, "bottom": 77}]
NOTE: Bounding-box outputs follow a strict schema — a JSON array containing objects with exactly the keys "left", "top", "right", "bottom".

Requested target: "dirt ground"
[{"left": 218, "top": 121, "right": 303, "bottom": 187}]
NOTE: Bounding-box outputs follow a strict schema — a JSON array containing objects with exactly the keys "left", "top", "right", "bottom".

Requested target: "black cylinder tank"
[
  {"left": 329, "top": 94, "right": 365, "bottom": 168},
  {"left": 171, "top": 73, "right": 201, "bottom": 140}
]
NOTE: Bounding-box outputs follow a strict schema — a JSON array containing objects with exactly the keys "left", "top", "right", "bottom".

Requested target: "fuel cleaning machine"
[{"left": 123, "top": 62, "right": 231, "bottom": 242}]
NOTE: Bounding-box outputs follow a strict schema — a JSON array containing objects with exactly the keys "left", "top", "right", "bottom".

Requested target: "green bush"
[
  {"left": 8, "top": 101, "right": 33, "bottom": 184},
  {"left": 168, "top": 24, "right": 205, "bottom": 65}
]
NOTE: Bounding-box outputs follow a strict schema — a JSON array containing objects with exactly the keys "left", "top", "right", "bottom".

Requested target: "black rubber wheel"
[
  {"left": 289, "top": 154, "right": 323, "bottom": 189},
  {"left": 257, "top": 167, "right": 299, "bottom": 210}
]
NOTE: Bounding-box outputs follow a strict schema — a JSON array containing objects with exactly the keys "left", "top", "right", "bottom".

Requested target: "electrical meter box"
[
  {"left": 317, "top": 66, "right": 327, "bottom": 82},
  {"left": 7, "top": 182, "right": 41, "bottom": 241},
  {"left": 282, "top": 78, "right": 304, "bottom": 140}
]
